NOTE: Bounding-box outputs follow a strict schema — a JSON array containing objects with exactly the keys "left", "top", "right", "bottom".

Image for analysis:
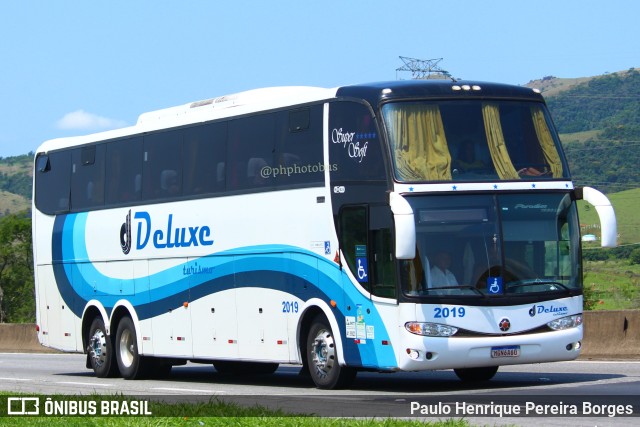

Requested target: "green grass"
[
  {"left": 0, "top": 394, "right": 468, "bottom": 427},
  {"left": 559, "top": 130, "right": 602, "bottom": 144},
  {"left": 0, "top": 418, "right": 468, "bottom": 427},
  {"left": 583, "top": 259, "right": 640, "bottom": 310}
]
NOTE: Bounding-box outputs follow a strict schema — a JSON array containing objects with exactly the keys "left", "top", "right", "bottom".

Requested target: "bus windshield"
[
  {"left": 382, "top": 100, "right": 568, "bottom": 182},
  {"left": 401, "top": 193, "right": 581, "bottom": 298}
]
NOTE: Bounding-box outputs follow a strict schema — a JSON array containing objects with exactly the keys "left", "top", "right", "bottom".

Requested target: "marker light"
[
  {"left": 547, "top": 314, "right": 583, "bottom": 331},
  {"left": 405, "top": 322, "right": 458, "bottom": 337}
]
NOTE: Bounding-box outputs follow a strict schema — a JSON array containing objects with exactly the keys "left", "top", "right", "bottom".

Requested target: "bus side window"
[
  {"left": 105, "top": 137, "right": 143, "bottom": 205},
  {"left": 339, "top": 205, "right": 371, "bottom": 292},
  {"left": 71, "top": 144, "right": 105, "bottom": 211},
  {"left": 183, "top": 122, "right": 227, "bottom": 195},
  {"left": 142, "top": 130, "right": 182, "bottom": 200},
  {"left": 371, "top": 227, "right": 396, "bottom": 298},
  {"left": 227, "top": 114, "right": 275, "bottom": 192},
  {"left": 35, "top": 151, "right": 71, "bottom": 214},
  {"left": 273, "top": 106, "right": 324, "bottom": 187}
]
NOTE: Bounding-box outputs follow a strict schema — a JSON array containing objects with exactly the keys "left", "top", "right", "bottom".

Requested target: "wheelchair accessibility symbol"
[
  {"left": 487, "top": 276, "right": 503, "bottom": 294},
  {"left": 356, "top": 257, "right": 369, "bottom": 283}
]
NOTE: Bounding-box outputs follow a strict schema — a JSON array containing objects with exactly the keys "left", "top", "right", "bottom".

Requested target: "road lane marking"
[
  {"left": 56, "top": 381, "right": 113, "bottom": 387},
  {"left": 0, "top": 377, "right": 32, "bottom": 381},
  {"left": 152, "top": 387, "right": 224, "bottom": 394}
]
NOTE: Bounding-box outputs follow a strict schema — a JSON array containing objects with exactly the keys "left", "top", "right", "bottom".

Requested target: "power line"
[{"left": 396, "top": 56, "right": 451, "bottom": 80}]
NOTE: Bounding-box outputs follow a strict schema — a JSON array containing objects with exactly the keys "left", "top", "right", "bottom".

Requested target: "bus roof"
[
  {"left": 37, "top": 86, "right": 338, "bottom": 154},
  {"left": 337, "top": 80, "right": 545, "bottom": 107},
  {"left": 36, "top": 80, "right": 544, "bottom": 154}
]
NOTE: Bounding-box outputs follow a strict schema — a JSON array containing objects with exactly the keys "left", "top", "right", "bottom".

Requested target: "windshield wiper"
[
  {"left": 506, "top": 280, "right": 569, "bottom": 292},
  {"left": 424, "top": 285, "right": 486, "bottom": 297}
]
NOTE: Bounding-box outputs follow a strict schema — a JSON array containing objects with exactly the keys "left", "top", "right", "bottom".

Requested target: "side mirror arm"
[{"left": 575, "top": 187, "right": 617, "bottom": 248}]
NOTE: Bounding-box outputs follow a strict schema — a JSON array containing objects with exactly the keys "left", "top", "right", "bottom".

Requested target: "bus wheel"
[
  {"left": 306, "top": 315, "right": 356, "bottom": 389},
  {"left": 87, "top": 317, "right": 117, "bottom": 378},
  {"left": 454, "top": 366, "right": 499, "bottom": 382},
  {"left": 115, "top": 316, "right": 145, "bottom": 380}
]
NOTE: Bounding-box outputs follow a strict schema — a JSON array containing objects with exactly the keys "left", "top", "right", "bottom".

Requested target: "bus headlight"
[
  {"left": 405, "top": 322, "right": 458, "bottom": 337},
  {"left": 547, "top": 314, "right": 583, "bottom": 331}
]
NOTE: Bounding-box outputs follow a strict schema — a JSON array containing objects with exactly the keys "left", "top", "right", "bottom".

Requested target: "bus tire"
[
  {"left": 454, "top": 366, "right": 499, "bottom": 382},
  {"left": 87, "top": 317, "right": 117, "bottom": 378},
  {"left": 115, "top": 316, "right": 146, "bottom": 380},
  {"left": 306, "top": 315, "right": 356, "bottom": 389}
]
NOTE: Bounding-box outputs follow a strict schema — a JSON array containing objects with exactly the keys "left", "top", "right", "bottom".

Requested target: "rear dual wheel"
[
  {"left": 115, "top": 316, "right": 145, "bottom": 379},
  {"left": 87, "top": 317, "right": 118, "bottom": 378},
  {"left": 88, "top": 315, "right": 167, "bottom": 380}
]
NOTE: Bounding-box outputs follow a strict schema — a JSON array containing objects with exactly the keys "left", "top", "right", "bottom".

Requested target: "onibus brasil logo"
[{"left": 120, "top": 209, "right": 213, "bottom": 254}]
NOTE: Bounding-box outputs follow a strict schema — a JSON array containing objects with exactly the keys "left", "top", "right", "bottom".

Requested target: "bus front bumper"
[{"left": 397, "top": 326, "right": 583, "bottom": 371}]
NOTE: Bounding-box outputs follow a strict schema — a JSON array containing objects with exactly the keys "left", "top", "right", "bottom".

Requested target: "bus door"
[
  {"left": 338, "top": 204, "right": 396, "bottom": 366},
  {"left": 339, "top": 205, "right": 396, "bottom": 299}
]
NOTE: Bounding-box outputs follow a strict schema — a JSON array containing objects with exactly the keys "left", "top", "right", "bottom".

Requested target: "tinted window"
[
  {"left": 272, "top": 106, "right": 324, "bottom": 187},
  {"left": 105, "top": 137, "right": 143, "bottom": 205},
  {"left": 71, "top": 144, "right": 105, "bottom": 211},
  {"left": 142, "top": 130, "right": 182, "bottom": 200},
  {"left": 227, "top": 113, "right": 275, "bottom": 191},
  {"left": 382, "top": 100, "right": 567, "bottom": 183},
  {"left": 329, "top": 101, "right": 386, "bottom": 182},
  {"left": 35, "top": 151, "right": 71, "bottom": 214},
  {"left": 183, "top": 122, "right": 227, "bottom": 196},
  {"left": 339, "top": 205, "right": 370, "bottom": 292}
]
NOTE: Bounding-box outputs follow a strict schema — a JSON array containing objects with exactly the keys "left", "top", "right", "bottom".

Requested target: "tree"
[{"left": 0, "top": 212, "right": 33, "bottom": 323}]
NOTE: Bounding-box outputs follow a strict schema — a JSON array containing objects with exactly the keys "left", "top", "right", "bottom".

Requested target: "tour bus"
[{"left": 33, "top": 80, "right": 617, "bottom": 389}]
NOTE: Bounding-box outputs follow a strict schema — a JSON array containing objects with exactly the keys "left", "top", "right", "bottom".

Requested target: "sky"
[{"left": 0, "top": 0, "right": 637, "bottom": 157}]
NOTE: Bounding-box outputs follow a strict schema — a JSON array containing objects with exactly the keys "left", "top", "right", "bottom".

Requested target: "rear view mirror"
[
  {"left": 390, "top": 192, "right": 416, "bottom": 259},
  {"left": 575, "top": 187, "right": 617, "bottom": 248}
]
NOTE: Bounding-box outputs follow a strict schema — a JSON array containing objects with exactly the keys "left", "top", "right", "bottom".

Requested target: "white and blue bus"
[{"left": 33, "top": 80, "right": 617, "bottom": 389}]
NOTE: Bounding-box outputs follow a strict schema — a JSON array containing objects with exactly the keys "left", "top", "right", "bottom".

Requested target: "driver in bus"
[{"left": 430, "top": 251, "right": 459, "bottom": 287}]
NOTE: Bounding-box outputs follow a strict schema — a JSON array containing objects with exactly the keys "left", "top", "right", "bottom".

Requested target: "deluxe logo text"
[{"left": 120, "top": 210, "right": 213, "bottom": 254}]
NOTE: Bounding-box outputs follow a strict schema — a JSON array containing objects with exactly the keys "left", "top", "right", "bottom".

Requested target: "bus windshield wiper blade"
[
  {"left": 506, "top": 280, "right": 569, "bottom": 292},
  {"left": 425, "top": 285, "right": 485, "bottom": 296}
]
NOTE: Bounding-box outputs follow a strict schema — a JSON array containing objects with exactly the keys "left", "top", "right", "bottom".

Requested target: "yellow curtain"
[
  {"left": 387, "top": 105, "right": 451, "bottom": 181},
  {"left": 530, "top": 106, "right": 563, "bottom": 178},
  {"left": 482, "top": 103, "right": 519, "bottom": 180}
]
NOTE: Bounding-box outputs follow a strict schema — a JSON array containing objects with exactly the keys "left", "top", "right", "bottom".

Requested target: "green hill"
[
  {"left": 0, "top": 154, "right": 32, "bottom": 216},
  {"left": 528, "top": 68, "right": 640, "bottom": 194}
]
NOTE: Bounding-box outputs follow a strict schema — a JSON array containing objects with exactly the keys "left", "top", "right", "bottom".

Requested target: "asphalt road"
[{"left": 0, "top": 353, "right": 638, "bottom": 426}]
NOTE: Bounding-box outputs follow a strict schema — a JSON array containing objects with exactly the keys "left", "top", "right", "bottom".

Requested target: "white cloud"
[{"left": 56, "top": 110, "right": 127, "bottom": 131}]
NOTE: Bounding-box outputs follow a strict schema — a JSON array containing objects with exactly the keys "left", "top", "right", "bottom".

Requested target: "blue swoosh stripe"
[{"left": 50, "top": 213, "right": 398, "bottom": 369}]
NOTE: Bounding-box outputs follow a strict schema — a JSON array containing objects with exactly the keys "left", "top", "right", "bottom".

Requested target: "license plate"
[{"left": 491, "top": 345, "right": 521, "bottom": 358}]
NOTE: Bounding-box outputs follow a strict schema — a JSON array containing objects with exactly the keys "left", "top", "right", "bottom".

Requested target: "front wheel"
[
  {"left": 306, "top": 315, "right": 356, "bottom": 389},
  {"left": 115, "top": 316, "right": 146, "bottom": 379},
  {"left": 87, "top": 317, "right": 117, "bottom": 378},
  {"left": 454, "top": 366, "right": 499, "bottom": 382}
]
